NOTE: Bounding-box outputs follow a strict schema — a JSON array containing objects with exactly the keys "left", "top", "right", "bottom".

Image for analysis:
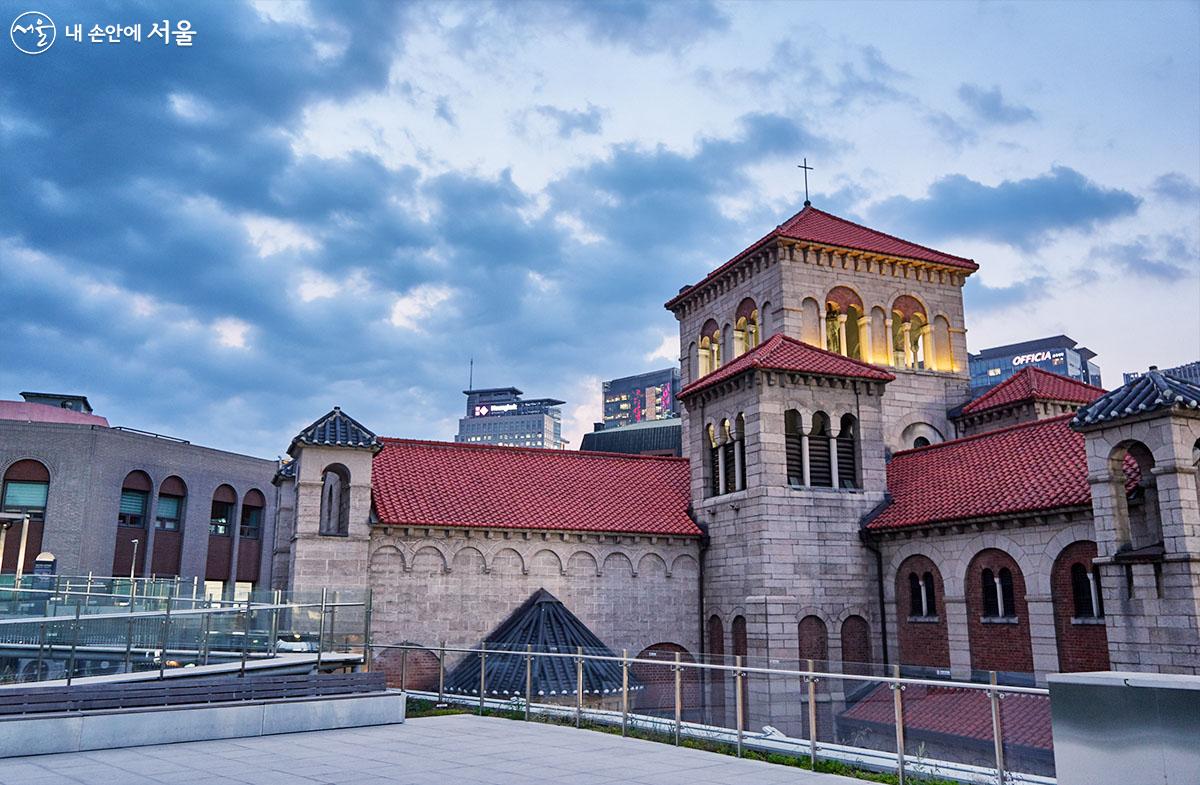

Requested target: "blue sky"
[{"left": 2, "top": 0, "right": 1197, "bottom": 457}]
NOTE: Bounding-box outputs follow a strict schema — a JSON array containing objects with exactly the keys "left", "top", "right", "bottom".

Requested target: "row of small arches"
[{"left": 368, "top": 544, "right": 699, "bottom": 578}]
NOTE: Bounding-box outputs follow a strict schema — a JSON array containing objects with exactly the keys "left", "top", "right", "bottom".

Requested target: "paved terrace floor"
[{"left": 1, "top": 714, "right": 863, "bottom": 785}]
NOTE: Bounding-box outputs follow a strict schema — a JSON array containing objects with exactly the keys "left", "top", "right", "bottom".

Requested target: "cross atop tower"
[{"left": 797, "top": 158, "right": 814, "bottom": 206}]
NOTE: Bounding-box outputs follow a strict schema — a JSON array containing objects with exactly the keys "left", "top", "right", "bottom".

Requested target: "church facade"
[{"left": 272, "top": 202, "right": 1200, "bottom": 700}]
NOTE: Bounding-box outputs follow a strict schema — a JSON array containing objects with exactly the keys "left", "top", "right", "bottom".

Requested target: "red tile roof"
[
  {"left": 371, "top": 439, "right": 700, "bottom": 537},
  {"left": 841, "top": 685, "right": 1052, "bottom": 752},
  {"left": 679, "top": 334, "right": 894, "bottom": 399},
  {"left": 868, "top": 415, "right": 1090, "bottom": 531},
  {"left": 0, "top": 400, "right": 109, "bottom": 427},
  {"left": 666, "top": 205, "right": 977, "bottom": 309},
  {"left": 961, "top": 367, "right": 1106, "bottom": 415}
]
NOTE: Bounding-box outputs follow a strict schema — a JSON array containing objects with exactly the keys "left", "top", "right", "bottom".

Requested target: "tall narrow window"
[
  {"left": 1092, "top": 566, "right": 1105, "bottom": 618},
  {"left": 210, "top": 484, "right": 237, "bottom": 536},
  {"left": 808, "top": 413, "right": 833, "bottom": 488},
  {"left": 784, "top": 410, "right": 804, "bottom": 487},
  {"left": 118, "top": 471, "right": 152, "bottom": 528},
  {"left": 1070, "top": 563, "right": 1093, "bottom": 617},
  {"left": 319, "top": 465, "right": 351, "bottom": 536},
  {"left": 982, "top": 568, "right": 999, "bottom": 618},
  {"left": 240, "top": 489, "right": 265, "bottom": 539},
  {"left": 155, "top": 476, "right": 187, "bottom": 531},
  {"left": 908, "top": 573, "right": 923, "bottom": 616},
  {"left": 922, "top": 571, "right": 936, "bottom": 616},
  {"left": 999, "top": 568, "right": 1015, "bottom": 617},
  {"left": 836, "top": 414, "right": 858, "bottom": 488}
]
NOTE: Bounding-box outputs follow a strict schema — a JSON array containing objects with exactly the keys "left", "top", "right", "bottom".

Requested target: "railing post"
[
  {"left": 735, "top": 655, "right": 744, "bottom": 758},
  {"left": 400, "top": 646, "right": 408, "bottom": 691},
  {"left": 327, "top": 591, "right": 338, "bottom": 654},
  {"left": 621, "top": 648, "right": 629, "bottom": 737},
  {"left": 524, "top": 644, "right": 533, "bottom": 721},
  {"left": 990, "top": 671, "right": 1007, "bottom": 785},
  {"left": 575, "top": 646, "right": 583, "bottom": 728},
  {"left": 315, "top": 588, "right": 327, "bottom": 672},
  {"left": 65, "top": 602, "right": 81, "bottom": 687},
  {"left": 269, "top": 589, "right": 281, "bottom": 658},
  {"left": 807, "top": 658, "right": 819, "bottom": 769},
  {"left": 201, "top": 604, "right": 212, "bottom": 666},
  {"left": 437, "top": 640, "right": 445, "bottom": 704},
  {"left": 239, "top": 599, "right": 250, "bottom": 678},
  {"left": 478, "top": 649, "right": 487, "bottom": 715},
  {"left": 34, "top": 621, "right": 46, "bottom": 682},
  {"left": 361, "top": 587, "right": 372, "bottom": 671},
  {"left": 892, "top": 663, "right": 906, "bottom": 785},
  {"left": 158, "top": 595, "right": 173, "bottom": 679},
  {"left": 674, "top": 651, "right": 682, "bottom": 745}
]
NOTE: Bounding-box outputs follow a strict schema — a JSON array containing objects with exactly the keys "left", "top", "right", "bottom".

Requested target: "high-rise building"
[
  {"left": 455, "top": 387, "right": 566, "bottom": 449},
  {"left": 601, "top": 368, "right": 681, "bottom": 429},
  {"left": 968, "top": 335, "right": 1101, "bottom": 396},
  {"left": 1123, "top": 360, "right": 1200, "bottom": 386}
]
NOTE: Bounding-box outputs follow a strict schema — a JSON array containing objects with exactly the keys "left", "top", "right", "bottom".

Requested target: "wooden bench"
[{"left": 0, "top": 671, "right": 386, "bottom": 716}]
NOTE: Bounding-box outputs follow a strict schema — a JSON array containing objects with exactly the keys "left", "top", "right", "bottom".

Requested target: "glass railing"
[{"left": 370, "top": 641, "right": 1054, "bottom": 785}]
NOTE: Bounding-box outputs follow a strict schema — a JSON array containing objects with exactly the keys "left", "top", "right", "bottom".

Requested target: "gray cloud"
[
  {"left": 957, "top": 84, "right": 1036, "bottom": 125},
  {"left": 533, "top": 104, "right": 606, "bottom": 137},
  {"left": 1151, "top": 172, "right": 1200, "bottom": 204}
]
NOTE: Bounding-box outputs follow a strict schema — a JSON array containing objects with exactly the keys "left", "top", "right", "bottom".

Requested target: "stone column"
[
  {"left": 734, "top": 439, "right": 745, "bottom": 491},
  {"left": 1026, "top": 595, "right": 1059, "bottom": 683},
  {"left": 920, "top": 324, "right": 933, "bottom": 370},
  {"left": 944, "top": 594, "right": 973, "bottom": 680},
  {"left": 800, "top": 432, "right": 811, "bottom": 486},
  {"left": 901, "top": 321, "right": 913, "bottom": 369},
  {"left": 836, "top": 313, "right": 849, "bottom": 356},
  {"left": 883, "top": 318, "right": 895, "bottom": 367},
  {"left": 819, "top": 316, "right": 829, "bottom": 351},
  {"left": 829, "top": 426, "right": 840, "bottom": 489},
  {"left": 717, "top": 440, "right": 727, "bottom": 493},
  {"left": 858, "top": 315, "right": 872, "bottom": 363}
]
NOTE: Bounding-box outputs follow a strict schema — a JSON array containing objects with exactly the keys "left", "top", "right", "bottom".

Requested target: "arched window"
[
  {"left": 891, "top": 295, "right": 927, "bottom": 369},
  {"left": 2, "top": 459, "right": 49, "bottom": 522},
  {"left": 983, "top": 567, "right": 1016, "bottom": 618},
  {"left": 982, "top": 568, "right": 998, "bottom": 617},
  {"left": 933, "top": 315, "right": 954, "bottom": 371},
  {"left": 734, "top": 298, "right": 759, "bottom": 356},
  {"left": 210, "top": 484, "right": 237, "bottom": 536},
  {"left": 699, "top": 319, "right": 721, "bottom": 376},
  {"left": 784, "top": 410, "right": 805, "bottom": 487},
  {"left": 155, "top": 476, "right": 187, "bottom": 531},
  {"left": 836, "top": 413, "right": 859, "bottom": 488},
  {"left": 721, "top": 420, "right": 736, "bottom": 495},
  {"left": 240, "top": 489, "right": 265, "bottom": 540},
  {"left": 841, "top": 615, "right": 871, "bottom": 671},
  {"left": 913, "top": 436, "right": 931, "bottom": 448},
  {"left": 1110, "top": 441, "right": 1162, "bottom": 552},
  {"left": 735, "top": 415, "right": 747, "bottom": 490},
  {"left": 118, "top": 471, "right": 152, "bottom": 528},
  {"left": 707, "top": 615, "right": 726, "bottom": 724},
  {"left": 908, "top": 571, "right": 937, "bottom": 617},
  {"left": 808, "top": 412, "right": 833, "bottom": 488},
  {"left": 921, "top": 571, "right": 936, "bottom": 616},
  {"left": 1070, "top": 563, "right": 1095, "bottom": 617},
  {"left": 798, "top": 615, "right": 828, "bottom": 663},
  {"left": 999, "top": 568, "right": 1015, "bottom": 617},
  {"left": 824, "top": 286, "right": 865, "bottom": 358},
  {"left": 319, "top": 464, "right": 351, "bottom": 536},
  {"left": 707, "top": 424, "right": 721, "bottom": 497}
]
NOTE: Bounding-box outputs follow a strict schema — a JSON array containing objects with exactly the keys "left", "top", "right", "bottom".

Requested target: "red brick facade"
[
  {"left": 840, "top": 615, "right": 872, "bottom": 674},
  {"left": 965, "top": 549, "right": 1034, "bottom": 674},
  {"left": 706, "top": 615, "right": 726, "bottom": 724},
  {"left": 895, "top": 554, "right": 951, "bottom": 669},
  {"left": 374, "top": 647, "right": 441, "bottom": 691},
  {"left": 798, "top": 615, "right": 828, "bottom": 665},
  {"left": 1050, "top": 540, "right": 1111, "bottom": 673}
]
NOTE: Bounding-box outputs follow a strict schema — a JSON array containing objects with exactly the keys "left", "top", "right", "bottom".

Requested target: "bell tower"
[{"left": 1073, "top": 369, "right": 1200, "bottom": 674}]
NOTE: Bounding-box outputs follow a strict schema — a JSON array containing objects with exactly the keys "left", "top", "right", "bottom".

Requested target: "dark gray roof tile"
[{"left": 1072, "top": 369, "right": 1200, "bottom": 428}]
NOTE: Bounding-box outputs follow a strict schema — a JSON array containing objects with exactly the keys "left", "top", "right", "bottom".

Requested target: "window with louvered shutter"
[
  {"left": 156, "top": 494, "right": 183, "bottom": 531},
  {"left": 723, "top": 441, "right": 736, "bottom": 494},
  {"left": 3, "top": 481, "right": 48, "bottom": 510},
  {"left": 709, "top": 446, "right": 720, "bottom": 497},
  {"left": 784, "top": 411, "right": 803, "bottom": 486},
  {"left": 118, "top": 489, "right": 147, "bottom": 527},
  {"left": 808, "top": 417, "right": 833, "bottom": 488}
]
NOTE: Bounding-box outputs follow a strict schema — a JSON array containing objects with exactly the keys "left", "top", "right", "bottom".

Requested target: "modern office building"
[
  {"left": 601, "top": 368, "right": 681, "bottom": 429},
  {"left": 968, "top": 335, "right": 1101, "bottom": 395},
  {"left": 579, "top": 418, "right": 682, "bottom": 456},
  {"left": 1124, "top": 360, "right": 1200, "bottom": 386},
  {"left": 455, "top": 388, "right": 566, "bottom": 449},
  {"left": 0, "top": 392, "right": 277, "bottom": 598}
]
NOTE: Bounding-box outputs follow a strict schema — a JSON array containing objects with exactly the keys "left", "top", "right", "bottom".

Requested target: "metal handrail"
[
  {"left": 371, "top": 641, "right": 1050, "bottom": 785},
  {"left": 372, "top": 641, "right": 1049, "bottom": 696}
]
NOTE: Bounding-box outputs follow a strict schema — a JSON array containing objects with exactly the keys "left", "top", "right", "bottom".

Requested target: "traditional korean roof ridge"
[
  {"left": 960, "top": 367, "right": 1106, "bottom": 416},
  {"left": 371, "top": 438, "right": 700, "bottom": 536},
  {"left": 443, "top": 589, "right": 639, "bottom": 697},
  {"left": 679, "top": 333, "right": 894, "bottom": 399},
  {"left": 666, "top": 204, "right": 977, "bottom": 309},
  {"left": 288, "top": 406, "right": 380, "bottom": 456},
  {"left": 1071, "top": 367, "right": 1200, "bottom": 428},
  {"left": 866, "top": 414, "right": 1091, "bottom": 532}
]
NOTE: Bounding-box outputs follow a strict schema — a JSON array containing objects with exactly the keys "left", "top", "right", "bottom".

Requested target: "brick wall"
[
  {"left": 1050, "top": 540, "right": 1111, "bottom": 672},
  {"left": 840, "top": 614, "right": 872, "bottom": 669},
  {"left": 894, "top": 554, "right": 951, "bottom": 669},
  {"left": 965, "top": 548, "right": 1034, "bottom": 673},
  {"left": 798, "top": 615, "right": 828, "bottom": 662}
]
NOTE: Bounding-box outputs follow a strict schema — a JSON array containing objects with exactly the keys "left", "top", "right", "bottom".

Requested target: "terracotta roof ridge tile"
[
  {"left": 891, "top": 412, "right": 1076, "bottom": 458},
  {"left": 378, "top": 436, "right": 689, "bottom": 462},
  {"left": 960, "top": 367, "right": 1106, "bottom": 415},
  {"left": 791, "top": 206, "right": 977, "bottom": 266}
]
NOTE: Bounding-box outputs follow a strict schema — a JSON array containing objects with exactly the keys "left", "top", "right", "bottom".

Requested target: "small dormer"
[{"left": 953, "top": 367, "right": 1106, "bottom": 437}]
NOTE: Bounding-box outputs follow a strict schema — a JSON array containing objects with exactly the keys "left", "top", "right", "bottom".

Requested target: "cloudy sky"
[{"left": 2, "top": 0, "right": 1197, "bottom": 458}]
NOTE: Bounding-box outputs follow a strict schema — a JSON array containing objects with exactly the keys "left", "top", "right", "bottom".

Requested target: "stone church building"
[{"left": 271, "top": 202, "right": 1200, "bottom": 702}]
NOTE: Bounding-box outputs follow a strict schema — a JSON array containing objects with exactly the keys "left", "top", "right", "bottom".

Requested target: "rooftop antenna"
[
  {"left": 468, "top": 357, "right": 474, "bottom": 390},
  {"left": 797, "top": 157, "right": 814, "bottom": 207}
]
